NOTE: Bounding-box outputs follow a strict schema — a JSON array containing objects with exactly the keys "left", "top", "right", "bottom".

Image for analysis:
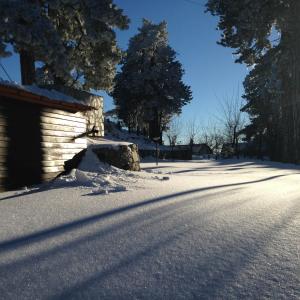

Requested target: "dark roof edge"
[{"left": 0, "top": 84, "right": 92, "bottom": 112}]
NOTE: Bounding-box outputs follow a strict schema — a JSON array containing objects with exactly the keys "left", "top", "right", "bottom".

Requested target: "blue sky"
[{"left": 0, "top": 0, "right": 248, "bottom": 127}]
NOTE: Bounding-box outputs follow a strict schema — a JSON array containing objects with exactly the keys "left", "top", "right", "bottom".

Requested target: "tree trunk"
[
  {"left": 278, "top": 2, "right": 300, "bottom": 163},
  {"left": 258, "top": 131, "right": 263, "bottom": 159},
  {"left": 149, "top": 109, "right": 161, "bottom": 143},
  {"left": 233, "top": 126, "right": 238, "bottom": 157},
  {"left": 20, "top": 50, "right": 35, "bottom": 85}
]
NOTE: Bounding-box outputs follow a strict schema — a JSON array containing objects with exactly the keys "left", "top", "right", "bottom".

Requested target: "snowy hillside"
[{"left": 104, "top": 120, "right": 170, "bottom": 151}]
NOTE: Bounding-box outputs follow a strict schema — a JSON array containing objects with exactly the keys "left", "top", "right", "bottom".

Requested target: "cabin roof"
[{"left": 0, "top": 81, "right": 91, "bottom": 112}]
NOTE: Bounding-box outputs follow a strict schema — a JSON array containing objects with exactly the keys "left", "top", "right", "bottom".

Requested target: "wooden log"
[
  {"left": 40, "top": 115, "right": 86, "bottom": 128},
  {"left": 0, "top": 140, "right": 8, "bottom": 148},
  {"left": 0, "top": 172, "right": 7, "bottom": 179},
  {"left": 0, "top": 159, "right": 66, "bottom": 169},
  {"left": 41, "top": 136, "right": 86, "bottom": 144},
  {"left": 0, "top": 108, "right": 86, "bottom": 127},
  {"left": 0, "top": 120, "right": 85, "bottom": 134},
  {"left": 41, "top": 142, "right": 87, "bottom": 149},
  {"left": 42, "top": 171, "right": 62, "bottom": 181},
  {"left": 42, "top": 160, "right": 66, "bottom": 167},
  {"left": 0, "top": 136, "right": 10, "bottom": 142},
  {"left": 42, "top": 148, "right": 85, "bottom": 155},
  {"left": 0, "top": 167, "right": 7, "bottom": 173},
  {"left": 43, "top": 153, "right": 77, "bottom": 161},
  {"left": 0, "top": 126, "right": 6, "bottom": 134},
  {"left": 41, "top": 111, "right": 86, "bottom": 124},
  {"left": 0, "top": 148, "right": 7, "bottom": 155},
  {"left": 40, "top": 123, "right": 85, "bottom": 133},
  {"left": 43, "top": 107, "right": 85, "bottom": 118},
  {"left": 42, "top": 129, "right": 82, "bottom": 137},
  {"left": 0, "top": 147, "right": 84, "bottom": 158},
  {"left": 0, "top": 137, "right": 87, "bottom": 149},
  {"left": 43, "top": 166, "right": 65, "bottom": 173}
]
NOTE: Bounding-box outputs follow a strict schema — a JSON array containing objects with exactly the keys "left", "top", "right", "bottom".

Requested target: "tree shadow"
[
  {"left": 0, "top": 181, "right": 78, "bottom": 202},
  {"left": 142, "top": 166, "right": 171, "bottom": 170},
  {"left": 1, "top": 173, "right": 298, "bottom": 299},
  {"left": 168, "top": 161, "right": 300, "bottom": 174},
  {"left": 0, "top": 188, "right": 253, "bottom": 299},
  {"left": 0, "top": 187, "right": 243, "bottom": 265},
  {"left": 50, "top": 196, "right": 299, "bottom": 299},
  {"left": 193, "top": 202, "right": 300, "bottom": 298},
  {"left": 0, "top": 172, "right": 296, "bottom": 252}
]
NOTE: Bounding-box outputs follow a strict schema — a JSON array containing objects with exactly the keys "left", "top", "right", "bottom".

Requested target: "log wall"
[{"left": 0, "top": 96, "right": 87, "bottom": 191}]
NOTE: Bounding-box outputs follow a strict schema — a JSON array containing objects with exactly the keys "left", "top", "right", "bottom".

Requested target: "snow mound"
[{"left": 52, "top": 148, "right": 141, "bottom": 194}]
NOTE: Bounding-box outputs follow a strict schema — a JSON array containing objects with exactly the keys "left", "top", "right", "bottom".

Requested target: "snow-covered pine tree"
[
  {"left": 112, "top": 19, "right": 192, "bottom": 142},
  {"left": 206, "top": 0, "right": 300, "bottom": 163},
  {"left": 0, "top": 0, "right": 129, "bottom": 91},
  {"left": 241, "top": 48, "right": 283, "bottom": 160}
]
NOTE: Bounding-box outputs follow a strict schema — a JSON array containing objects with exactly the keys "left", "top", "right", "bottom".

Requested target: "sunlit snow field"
[{"left": 0, "top": 159, "right": 299, "bottom": 299}]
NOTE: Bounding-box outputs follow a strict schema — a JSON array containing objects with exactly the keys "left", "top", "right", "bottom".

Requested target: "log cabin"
[{"left": 0, "top": 82, "right": 95, "bottom": 191}]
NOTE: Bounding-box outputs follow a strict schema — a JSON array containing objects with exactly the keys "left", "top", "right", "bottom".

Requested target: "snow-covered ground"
[{"left": 0, "top": 158, "right": 299, "bottom": 299}]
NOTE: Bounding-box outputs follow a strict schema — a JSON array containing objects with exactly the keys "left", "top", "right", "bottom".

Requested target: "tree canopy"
[
  {"left": 0, "top": 0, "right": 129, "bottom": 90},
  {"left": 206, "top": 0, "right": 300, "bottom": 162},
  {"left": 111, "top": 19, "right": 192, "bottom": 142}
]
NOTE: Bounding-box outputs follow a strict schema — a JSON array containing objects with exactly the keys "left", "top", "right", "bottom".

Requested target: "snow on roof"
[
  {"left": 87, "top": 137, "right": 133, "bottom": 149},
  {"left": 0, "top": 79, "right": 83, "bottom": 105}
]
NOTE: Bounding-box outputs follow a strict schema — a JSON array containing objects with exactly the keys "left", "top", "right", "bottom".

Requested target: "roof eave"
[{"left": 0, "top": 84, "right": 92, "bottom": 112}]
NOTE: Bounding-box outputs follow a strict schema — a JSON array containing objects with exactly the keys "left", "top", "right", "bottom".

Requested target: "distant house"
[
  {"left": 0, "top": 82, "right": 103, "bottom": 191},
  {"left": 191, "top": 144, "right": 213, "bottom": 156},
  {"left": 176, "top": 143, "right": 213, "bottom": 157}
]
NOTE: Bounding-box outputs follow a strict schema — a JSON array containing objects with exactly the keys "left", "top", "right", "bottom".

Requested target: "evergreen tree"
[
  {"left": 0, "top": 0, "right": 129, "bottom": 90},
  {"left": 206, "top": 0, "right": 300, "bottom": 162},
  {"left": 112, "top": 19, "right": 192, "bottom": 142},
  {"left": 241, "top": 48, "right": 282, "bottom": 159}
]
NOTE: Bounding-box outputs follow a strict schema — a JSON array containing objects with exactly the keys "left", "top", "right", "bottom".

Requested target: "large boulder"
[{"left": 92, "top": 143, "right": 140, "bottom": 171}]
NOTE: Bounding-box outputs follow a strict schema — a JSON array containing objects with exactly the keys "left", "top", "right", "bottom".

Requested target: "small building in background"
[
  {"left": 0, "top": 82, "right": 104, "bottom": 191},
  {"left": 176, "top": 143, "right": 213, "bottom": 158},
  {"left": 191, "top": 144, "right": 213, "bottom": 156}
]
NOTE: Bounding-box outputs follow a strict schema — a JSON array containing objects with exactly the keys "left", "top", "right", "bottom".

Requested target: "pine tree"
[
  {"left": 0, "top": 0, "right": 129, "bottom": 90},
  {"left": 241, "top": 48, "right": 282, "bottom": 159},
  {"left": 112, "top": 19, "right": 192, "bottom": 142},
  {"left": 206, "top": 0, "right": 300, "bottom": 163}
]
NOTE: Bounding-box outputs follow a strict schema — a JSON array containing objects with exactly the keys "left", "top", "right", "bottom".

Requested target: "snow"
[
  {"left": 105, "top": 121, "right": 170, "bottom": 151},
  {"left": 0, "top": 79, "right": 82, "bottom": 105},
  {"left": 87, "top": 137, "right": 133, "bottom": 149},
  {"left": 0, "top": 159, "right": 299, "bottom": 299},
  {"left": 52, "top": 147, "right": 148, "bottom": 194}
]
